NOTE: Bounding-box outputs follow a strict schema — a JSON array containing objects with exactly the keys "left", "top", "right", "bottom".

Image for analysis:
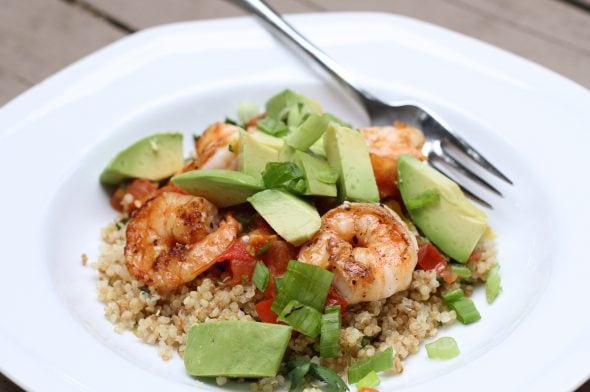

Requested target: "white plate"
[{"left": 0, "top": 12, "right": 589, "bottom": 392}]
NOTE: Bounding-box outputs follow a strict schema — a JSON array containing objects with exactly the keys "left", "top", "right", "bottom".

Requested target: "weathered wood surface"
[{"left": 1, "top": 0, "right": 589, "bottom": 391}]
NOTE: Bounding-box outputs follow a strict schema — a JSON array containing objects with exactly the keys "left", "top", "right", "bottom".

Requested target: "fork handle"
[{"left": 238, "top": 0, "right": 377, "bottom": 110}]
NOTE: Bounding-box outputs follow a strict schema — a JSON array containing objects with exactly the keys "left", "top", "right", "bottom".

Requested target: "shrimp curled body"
[
  {"left": 298, "top": 203, "right": 418, "bottom": 304},
  {"left": 125, "top": 192, "right": 239, "bottom": 292}
]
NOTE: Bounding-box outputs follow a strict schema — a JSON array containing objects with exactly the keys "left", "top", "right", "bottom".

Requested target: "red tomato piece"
[
  {"left": 255, "top": 298, "right": 278, "bottom": 324},
  {"left": 325, "top": 287, "right": 348, "bottom": 316},
  {"left": 214, "top": 239, "right": 257, "bottom": 284},
  {"left": 417, "top": 242, "right": 446, "bottom": 270}
]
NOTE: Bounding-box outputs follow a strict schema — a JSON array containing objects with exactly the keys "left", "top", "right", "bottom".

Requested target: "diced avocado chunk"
[
  {"left": 323, "top": 124, "right": 379, "bottom": 202},
  {"left": 99, "top": 133, "right": 183, "bottom": 186},
  {"left": 285, "top": 114, "right": 330, "bottom": 151},
  {"left": 249, "top": 130, "right": 285, "bottom": 151},
  {"left": 171, "top": 169, "right": 261, "bottom": 207},
  {"left": 239, "top": 130, "right": 279, "bottom": 184},
  {"left": 247, "top": 189, "right": 321, "bottom": 246},
  {"left": 184, "top": 321, "right": 292, "bottom": 378},
  {"left": 265, "top": 89, "right": 322, "bottom": 121},
  {"left": 309, "top": 135, "right": 326, "bottom": 157},
  {"left": 294, "top": 151, "right": 337, "bottom": 197},
  {"left": 397, "top": 155, "right": 488, "bottom": 262}
]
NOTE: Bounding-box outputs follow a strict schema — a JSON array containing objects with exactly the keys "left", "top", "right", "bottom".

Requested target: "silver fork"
[{"left": 239, "top": 0, "right": 513, "bottom": 208}]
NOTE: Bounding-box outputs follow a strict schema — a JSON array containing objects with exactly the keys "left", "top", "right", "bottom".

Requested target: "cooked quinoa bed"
[{"left": 92, "top": 218, "right": 497, "bottom": 391}]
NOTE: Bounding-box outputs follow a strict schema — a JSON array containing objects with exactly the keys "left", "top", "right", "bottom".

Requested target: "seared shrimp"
[
  {"left": 361, "top": 122, "right": 425, "bottom": 199},
  {"left": 298, "top": 203, "right": 418, "bottom": 304},
  {"left": 185, "top": 122, "right": 240, "bottom": 171},
  {"left": 125, "top": 192, "right": 239, "bottom": 292}
]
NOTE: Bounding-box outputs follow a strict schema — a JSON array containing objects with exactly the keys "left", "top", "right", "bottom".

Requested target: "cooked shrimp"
[
  {"left": 185, "top": 122, "right": 240, "bottom": 171},
  {"left": 298, "top": 202, "right": 418, "bottom": 304},
  {"left": 361, "top": 122, "right": 426, "bottom": 199},
  {"left": 125, "top": 192, "right": 239, "bottom": 292}
]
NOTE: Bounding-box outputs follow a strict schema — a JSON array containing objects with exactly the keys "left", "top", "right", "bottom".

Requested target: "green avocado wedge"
[
  {"left": 171, "top": 169, "right": 261, "bottom": 207},
  {"left": 99, "top": 133, "right": 183, "bottom": 186},
  {"left": 184, "top": 321, "right": 292, "bottom": 378},
  {"left": 397, "top": 155, "right": 488, "bottom": 262},
  {"left": 323, "top": 123, "right": 379, "bottom": 202},
  {"left": 247, "top": 189, "right": 321, "bottom": 246}
]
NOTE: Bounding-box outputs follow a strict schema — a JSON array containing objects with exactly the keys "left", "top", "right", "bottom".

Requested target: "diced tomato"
[
  {"left": 255, "top": 298, "right": 278, "bottom": 324},
  {"left": 417, "top": 242, "right": 446, "bottom": 270},
  {"left": 109, "top": 178, "right": 158, "bottom": 212},
  {"left": 358, "top": 388, "right": 379, "bottom": 392},
  {"left": 214, "top": 239, "right": 257, "bottom": 284},
  {"left": 325, "top": 287, "right": 348, "bottom": 316},
  {"left": 418, "top": 242, "right": 457, "bottom": 284},
  {"left": 260, "top": 239, "right": 297, "bottom": 277}
]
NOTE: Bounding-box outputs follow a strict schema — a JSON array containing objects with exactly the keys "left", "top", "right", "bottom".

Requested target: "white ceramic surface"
[{"left": 0, "top": 13, "right": 588, "bottom": 392}]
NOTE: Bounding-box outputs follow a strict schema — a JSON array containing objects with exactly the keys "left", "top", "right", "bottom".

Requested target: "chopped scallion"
[
  {"left": 252, "top": 261, "right": 270, "bottom": 292},
  {"left": 405, "top": 188, "right": 440, "bottom": 210},
  {"left": 256, "top": 240, "right": 273, "bottom": 257},
  {"left": 257, "top": 116, "right": 288, "bottom": 137},
  {"left": 486, "top": 264, "right": 502, "bottom": 304},
  {"left": 320, "top": 306, "right": 341, "bottom": 358},
  {"left": 262, "top": 162, "right": 304, "bottom": 189},
  {"left": 287, "top": 360, "right": 349, "bottom": 392},
  {"left": 347, "top": 347, "right": 394, "bottom": 384},
  {"left": 287, "top": 178, "right": 307, "bottom": 194},
  {"left": 285, "top": 114, "right": 330, "bottom": 150},
  {"left": 448, "top": 298, "right": 481, "bottom": 324},
  {"left": 271, "top": 260, "right": 334, "bottom": 314},
  {"left": 425, "top": 336, "right": 460, "bottom": 359},
  {"left": 278, "top": 300, "right": 322, "bottom": 338},
  {"left": 316, "top": 166, "right": 339, "bottom": 184},
  {"left": 274, "top": 277, "right": 284, "bottom": 292},
  {"left": 355, "top": 370, "right": 380, "bottom": 389},
  {"left": 224, "top": 117, "right": 238, "bottom": 126},
  {"left": 450, "top": 264, "right": 472, "bottom": 278},
  {"left": 442, "top": 288, "right": 464, "bottom": 303}
]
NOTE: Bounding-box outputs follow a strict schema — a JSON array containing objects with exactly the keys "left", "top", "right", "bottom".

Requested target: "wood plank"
[
  {"left": 449, "top": 0, "right": 590, "bottom": 53},
  {"left": 304, "top": 0, "right": 590, "bottom": 87},
  {"left": 83, "top": 0, "right": 320, "bottom": 30},
  {"left": 0, "top": 0, "right": 125, "bottom": 106}
]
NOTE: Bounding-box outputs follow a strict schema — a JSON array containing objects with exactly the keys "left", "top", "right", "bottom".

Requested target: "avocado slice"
[
  {"left": 239, "top": 130, "right": 279, "bottom": 184},
  {"left": 265, "top": 89, "right": 322, "bottom": 122},
  {"left": 285, "top": 114, "right": 330, "bottom": 151},
  {"left": 171, "top": 169, "right": 261, "bottom": 207},
  {"left": 247, "top": 189, "right": 321, "bottom": 246},
  {"left": 99, "top": 132, "right": 183, "bottom": 186},
  {"left": 323, "top": 124, "right": 379, "bottom": 202},
  {"left": 295, "top": 150, "right": 337, "bottom": 197},
  {"left": 184, "top": 321, "right": 292, "bottom": 377},
  {"left": 397, "top": 155, "right": 488, "bottom": 262},
  {"left": 249, "top": 129, "right": 284, "bottom": 151}
]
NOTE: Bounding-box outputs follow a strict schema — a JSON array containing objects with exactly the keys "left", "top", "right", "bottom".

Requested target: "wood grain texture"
[
  {"left": 0, "top": 0, "right": 124, "bottom": 106},
  {"left": 304, "top": 0, "right": 590, "bottom": 87},
  {"left": 82, "top": 0, "right": 320, "bottom": 30}
]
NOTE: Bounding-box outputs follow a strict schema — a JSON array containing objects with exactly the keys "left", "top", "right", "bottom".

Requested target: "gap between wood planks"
[{"left": 61, "top": 0, "right": 137, "bottom": 33}]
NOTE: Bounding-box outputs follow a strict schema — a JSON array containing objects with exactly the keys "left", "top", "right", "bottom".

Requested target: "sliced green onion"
[
  {"left": 486, "top": 264, "right": 502, "bottom": 304},
  {"left": 257, "top": 116, "right": 288, "bottom": 137},
  {"left": 262, "top": 161, "right": 304, "bottom": 189},
  {"left": 256, "top": 240, "right": 273, "bottom": 257},
  {"left": 287, "top": 360, "right": 348, "bottom": 392},
  {"left": 405, "top": 188, "right": 440, "bottom": 210},
  {"left": 274, "top": 277, "right": 284, "bottom": 292},
  {"left": 355, "top": 370, "right": 380, "bottom": 389},
  {"left": 278, "top": 300, "right": 322, "bottom": 338},
  {"left": 316, "top": 166, "right": 339, "bottom": 184},
  {"left": 425, "top": 336, "right": 460, "bottom": 359},
  {"left": 271, "top": 260, "right": 334, "bottom": 314},
  {"left": 285, "top": 114, "right": 331, "bottom": 151},
  {"left": 287, "top": 103, "right": 311, "bottom": 128},
  {"left": 347, "top": 347, "right": 394, "bottom": 384},
  {"left": 237, "top": 102, "right": 260, "bottom": 124},
  {"left": 252, "top": 261, "right": 270, "bottom": 292},
  {"left": 320, "top": 306, "right": 341, "bottom": 358},
  {"left": 266, "top": 89, "right": 300, "bottom": 120},
  {"left": 450, "top": 264, "right": 472, "bottom": 278},
  {"left": 448, "top": 298, "right": 481, "bottom": 324},
  {"left": 442, "top": 288, "right": 464, "bottom": 303}
]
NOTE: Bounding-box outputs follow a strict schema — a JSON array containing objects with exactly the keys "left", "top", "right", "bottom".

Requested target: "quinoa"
[{"left": 92, "top": 218, "right": 497, "bottom": 389}]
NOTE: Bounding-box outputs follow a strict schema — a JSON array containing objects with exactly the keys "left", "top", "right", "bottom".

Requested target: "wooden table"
[{"left": 1, "top": 0, "right": 589, "bottom": 390}]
